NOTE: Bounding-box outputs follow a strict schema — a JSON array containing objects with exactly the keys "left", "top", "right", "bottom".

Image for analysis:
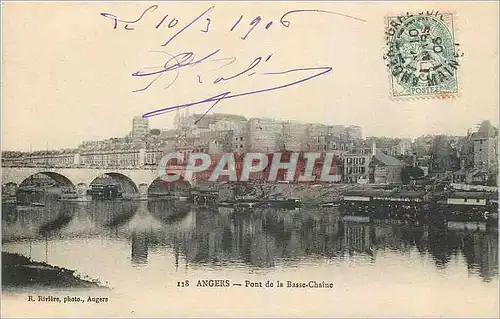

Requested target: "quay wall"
[{"left": 195, "top": 182, "right": 387, "bottom": 206}]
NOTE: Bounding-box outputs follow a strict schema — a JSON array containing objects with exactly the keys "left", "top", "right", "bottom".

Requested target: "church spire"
[{"left": 174, "top": 108, "right": 181, "bottom": 131}]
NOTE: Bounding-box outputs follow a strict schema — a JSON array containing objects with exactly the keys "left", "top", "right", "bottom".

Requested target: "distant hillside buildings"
[
  {"left": 2, "top": 112, "right": 498, "bottom": 186},
  {"left": 170, "top": 111, "right": 364, "bottom": 154}
]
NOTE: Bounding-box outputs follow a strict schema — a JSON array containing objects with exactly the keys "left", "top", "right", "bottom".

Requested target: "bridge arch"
[
  {"left": 89, "top": 172, "right": 139, "bottom": 195},
  {"left": 147, "top": 177, "right": 191, "bottom": 197},
  {"left": 2, "top": 167, "right": 196, "bottom": 198},
  {"left": 106, "top": 172, "right": 139, "bottom": 193},
  {"left": 18, "top": 172, "right": 77, "bottom": 193}
]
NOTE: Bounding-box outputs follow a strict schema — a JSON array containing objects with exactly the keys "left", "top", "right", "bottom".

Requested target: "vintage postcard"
[{"left": 1, "top": 1, "right": 498, "bottom": 318}]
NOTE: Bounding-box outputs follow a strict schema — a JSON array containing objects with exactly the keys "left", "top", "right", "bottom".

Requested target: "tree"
[
  {"left": 402, "top": 166, "right": 425, "bottom": 184},
  {"left": 430, "top": 135, "right": 460, "bottom": 174},
  {"left": 486, "top": 173, "right": 498, "bottom": 186},
  {"left": 150, "top": 129, "right": 161, "bottom": 136}
]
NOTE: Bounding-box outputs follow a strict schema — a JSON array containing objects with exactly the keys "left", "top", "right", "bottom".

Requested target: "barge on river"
[
  {"left": 435, "top": 191, "right": 498, "bottom": 226},
  {"left": 222, "top": 198, "right": 302, "bottom": 209},
  {"left": 340, "top": 189, "right": 498, "bottom": 226},
  {"left": 340, "top": 190, "right": 428, "bottom": 221},
  {"left": 86, "top": 184, "right": 123, "bottom": 200},
  {"left": 191, "top": 189, "right": 219, "bottom": 207}
]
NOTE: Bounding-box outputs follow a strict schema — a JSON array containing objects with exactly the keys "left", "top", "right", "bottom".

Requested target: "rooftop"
[
  {"left": 374, "top": 149, "right": 405, "bottom": 166},
  {"left": 473, "top": 120, "right": 498, "bottom": 139}
]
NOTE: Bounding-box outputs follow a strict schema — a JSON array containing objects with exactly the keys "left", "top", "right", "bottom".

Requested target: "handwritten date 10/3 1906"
[
  {"left": 100, "top": 5, "right": 366, "bottom": 121},
  {"left": 100, "top": 5, "right": 365, "bottom": 43}
]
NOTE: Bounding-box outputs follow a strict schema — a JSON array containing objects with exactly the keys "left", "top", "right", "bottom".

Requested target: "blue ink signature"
[
  {"left": 131, "top": 49, "right": 224, "bottom": 92},
  {"left": 100, "top": 5, "right": 365, "bottom": 122},
  {"left": 140, "top": 65, "right": 332, "bottom": 121}
]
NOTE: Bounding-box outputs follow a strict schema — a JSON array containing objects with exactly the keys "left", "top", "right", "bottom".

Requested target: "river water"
[{"left": 2, "top": 198, "right": 498, "bottom": 317}]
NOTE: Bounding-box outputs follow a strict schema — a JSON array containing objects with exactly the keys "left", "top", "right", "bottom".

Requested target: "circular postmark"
[{"left": 384, "top": 12, "right": 462, "bottom": 97}]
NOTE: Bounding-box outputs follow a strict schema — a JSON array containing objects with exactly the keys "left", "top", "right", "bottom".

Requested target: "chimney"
[{"left": 371, "top": 141, "right": 376, "bottom": 156}]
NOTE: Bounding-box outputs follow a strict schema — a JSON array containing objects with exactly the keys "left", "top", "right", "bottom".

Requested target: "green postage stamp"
[{"left": 385, "top": 11, "right": 462, "bottom": 98}]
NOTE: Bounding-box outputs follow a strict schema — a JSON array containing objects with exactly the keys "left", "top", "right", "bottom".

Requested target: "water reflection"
[
  {"left": 131, "top": 231, "right": 149, "bottom": 266},
  {"left": 2, "top": 199, "right": 498, "bottom": 282},
  {"left": 38, "top": 210, "right": 75, "bottom": 235},
  {"left": 147, "top": 200, "right": 191, "bottom": 225}
]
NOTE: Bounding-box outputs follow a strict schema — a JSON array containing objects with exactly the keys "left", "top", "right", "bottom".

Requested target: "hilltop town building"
[
  {"left": 247, "top": 118, "right": 282, "bottom": 153},
  {"left": 131, "top": 116, "right": 149, "bottom": 140},
  {"left": 472, "top": 120, "right": 498, "bottom": 171},
  {"left": 282, "top": 121, "right": 308, "bottom": 152}
]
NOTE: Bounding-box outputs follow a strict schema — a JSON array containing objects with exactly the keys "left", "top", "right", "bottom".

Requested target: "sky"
[{"left": 2, "top": 1, "right": 499, "bottom": 151}]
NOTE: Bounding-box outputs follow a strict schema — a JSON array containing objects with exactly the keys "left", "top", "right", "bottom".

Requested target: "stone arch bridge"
[{"left": 2, "top": 166, "right": 193, "bottom": 197}]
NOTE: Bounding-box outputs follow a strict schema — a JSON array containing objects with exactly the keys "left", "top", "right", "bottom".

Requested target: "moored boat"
[
  {"left": 86, "top": 184, "right": 123, "bottom": 200},
  {"left": 340, "top": 189, "right": 427, "bottom": 221},
  {"left": 437, "top": 191, "right": 498, "bottom": 225},
  {"left": 447, "top": 220, "right": 487, "bottom": 231}
]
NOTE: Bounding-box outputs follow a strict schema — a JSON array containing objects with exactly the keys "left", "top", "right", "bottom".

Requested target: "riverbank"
[
  {"left": 194, "top": 181, "right": 388, "bottom": 207},
  {"left": 2, "top": 252, "right": 107, "bottom": 289}
]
